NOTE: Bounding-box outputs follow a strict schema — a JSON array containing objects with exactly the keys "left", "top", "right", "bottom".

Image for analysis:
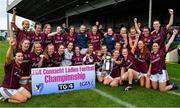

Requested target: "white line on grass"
[
  {"left": 92, "top": 88, "right": 136, "bottom": 108},
  {"left": 167, "top": 91, "right": 180, "bottom": 96}
]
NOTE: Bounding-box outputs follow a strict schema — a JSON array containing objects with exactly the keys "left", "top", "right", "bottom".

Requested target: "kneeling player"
[
  {"left": 0, "top": 39, "right": 31, "bottom": 103},
  {"left": 103, "top": 50, "right": 122, "bottom": 87},
  {"left": 149, "top": 29, "right": 178, "bottom": 91}
]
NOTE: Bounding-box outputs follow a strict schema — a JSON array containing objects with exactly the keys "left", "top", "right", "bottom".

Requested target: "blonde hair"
[
  {"left": 43, "top": 24, "right": 51, "bottom": 32},
  {"left": 43, "top": 44, "right": 54, "bottom": 60},
  {"left": 31, "top": 42, "right": 41, "bottom": 53}
]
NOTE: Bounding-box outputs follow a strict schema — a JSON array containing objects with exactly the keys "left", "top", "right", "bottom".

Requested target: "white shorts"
[
  {"left": 104, "top": 75, "right": 120, "bottom": 80},
  {"left": 0, "top": 87, "right": 24, "bottom": 99},
  {"left": 80, "top": 48, "right": 87, "bottom": 55},
  {"left": 163, "top": 69, "right": 169, "bottom": 81},
  {"left": 19, "top": 79, "right": 31, "bottom": 85},
  {"left": 150, "top": 70, "right": 167, "bottom": 83},
  {"left": 96, "top": 70, "right": 107, "bottom": 77},
  {"left": 137, "top": 72, "right": 147, "bottom": 79}
]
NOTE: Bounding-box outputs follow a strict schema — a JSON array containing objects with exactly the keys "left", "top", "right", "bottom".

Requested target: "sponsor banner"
[{"left": 31, "top": 65, "right": 95, "bottom": 95}]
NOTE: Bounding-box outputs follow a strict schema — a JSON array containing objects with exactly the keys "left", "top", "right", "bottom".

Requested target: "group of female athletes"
[{"left": 0, "top": 8, "right": 179, "bottom": 103}]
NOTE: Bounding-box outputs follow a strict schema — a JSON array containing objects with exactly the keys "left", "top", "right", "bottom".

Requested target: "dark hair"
[
  {"left": 142, "top": 26, "right": 150, "bottom": 31},
  {"left": 18, "top": 38, "right": 30, "bottom": 50},
  {"left": 34, "top": 22, "right": 42, "bottom": 29}
]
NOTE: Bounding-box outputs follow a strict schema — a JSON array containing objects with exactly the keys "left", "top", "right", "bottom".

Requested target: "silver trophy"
[{"left": 102, "top": 55, "right": 114, "bottom": 75}]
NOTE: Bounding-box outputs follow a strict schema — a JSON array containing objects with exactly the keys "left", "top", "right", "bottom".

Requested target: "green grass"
[{"left": 0, "top": 41, "right": 180, "bottom": 107}]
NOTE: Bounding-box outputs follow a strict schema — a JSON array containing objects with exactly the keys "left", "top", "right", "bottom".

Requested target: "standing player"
[
  {"left": 103, "top": 28, "right": 117, "bottom": 52},
  {"left": 88, "top": 26, "right": 102, "bottom": 51},
  {"left": 151, "top": 9, "right": 174, "bottom": 49},
  {"left": 41, "top": 24, "right": 52, "bottom": 49},
  {"left": 117, "top": 27, "right": 128, "bottom": 48},
  {"left": 148, "top": 29, "right": 178, "bottom": 92},
  {"left": 75, "top": 25, "right": 88, "bottom": 54},
  {"left": 0, "top": 39, "right": 31, "bottom": 103},
  {"left": 128, "top": 27, "right": 138, "bottom": 49},
  {"left": 65, "top": 26, "right": 76, "bottom": 46},
  {"left": 134, "top": 18, "right": 152, "bottom": 50},
  {"left": 30, "top": 23, "right": 45, "bottom": 49},
  {"left": 48, "top": 26, "right": 65, "bottom": 51},
  {"left": 11, "top": 8, "right": 31, "bottom": 50}
]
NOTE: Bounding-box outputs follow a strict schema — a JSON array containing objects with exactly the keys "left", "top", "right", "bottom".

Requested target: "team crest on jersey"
[{"left": 157, "top": 54, "right": 159, "bottom": 57}]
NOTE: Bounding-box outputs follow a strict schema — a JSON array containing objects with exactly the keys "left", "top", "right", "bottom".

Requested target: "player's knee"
[
  {"left": 103, "top": 80, "right": 110, "bottom": 85},
  {"left": 159, "top": 88, "right": 166, "bottom": 92},
  {"left": 110, "top": 82, "right": 118, "bottom": 87},
  {"left": 140, "top": 83, "right": 145, "bottom": 87},
  {"left": 19, "top": 97, "right": 27, "bottom": 103},
  {"left": 27, "top": 93, "right": 31, "bottom": 99},
  {"left": 145, "top": 85, "right": 151, "bottom": 89},
  {"left": 97, "top": 77, "right": 104, "bottom": 83}
]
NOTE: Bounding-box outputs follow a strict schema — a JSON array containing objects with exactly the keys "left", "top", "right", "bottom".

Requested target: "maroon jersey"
[
  {"left": 151, "top": 27, "right": 167, "bottom": 49},
  {"left": 1, "top": 60, "right": 24, "bottom": 89},
  {"left": 122, "top": 55, "right": 137, "bottom": 72},
  {"left": 17, "top": 49, "right": 31, "bottom": 76},
  {"left": 150, "top": 48, "right": 166, "bottom": 74},
  {"left": 159, "top": 46, "right": 168, "bottom": 70},
  {"left": 53, "top": 52, "right": 64, "bottom": 67},
  {"left": 140, "top": 34, "right": 152, "bottom": 50},
  {"left": 30, "top": 52, "right": 41, "bottom": 68},
  {"left": 94, "top": 55, "right": 103, "bottom": 63},
  {"left": 53, "top": 34, "right": 65, "bottom": 51},
  {"left": 83, "top": 56, "right": 94, "bottom": 65},
  {"left": 88, "top": 32, "right": 102, "bottom": 51},
  {"left": 134, "top": 49, "right": 150, "bottom": 73},
  {"left": 30, "top": 32, "right": 45, "bottom": 48},
  {"left": 71, "top": 54, "right": 84, "bottom": 65},
  {"left": 41, "top": 32, "right": 52, "bottom": 49},
  {"left": 117, "top": 35, "right": 127, "bottom": 48},
  {"left": 129, "top": 34, "right": 136, "bottom": 46},
  {"left": 110, "top": 57, "right": 121, "bottom": 78},
  {"left": 65, "top": 33, "right": 76, "bottom": 45},
  {"left": 15, "top": 28, "right": 31, "bottom": 49},
  {"left": 43, "top": 55, "right": 54, "bottom": 67}
]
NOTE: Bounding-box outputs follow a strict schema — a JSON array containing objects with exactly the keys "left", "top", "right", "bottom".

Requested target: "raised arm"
[
  {"left": 128, "top": 34, "right": 133, "bottom": 49},
  {"left": 10, "top": 27, "right": 14, "bottom": 40},
  {"left": 166, "top": 9, "right": 174, "bottom": 29},
  {"left": 134, "top": 18, "right": 141, "bottom": 34},
  {"left": 165, "top": 29, "right": 178, "bottom": 52},
  {"left": 48, "top": 26, "right": 62, "bottom": 37},
  {"left": 6, "top": 39, "right": 16, "bottom": 64},
  {"left": 131, "top": 33, "right": 140, "bottom": 54},
  {"left": 11, "top": 8, "right": 18, "bottom": 32},
  {"left": 47, "top": 31, "right": 58, "bottom": 37}
]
